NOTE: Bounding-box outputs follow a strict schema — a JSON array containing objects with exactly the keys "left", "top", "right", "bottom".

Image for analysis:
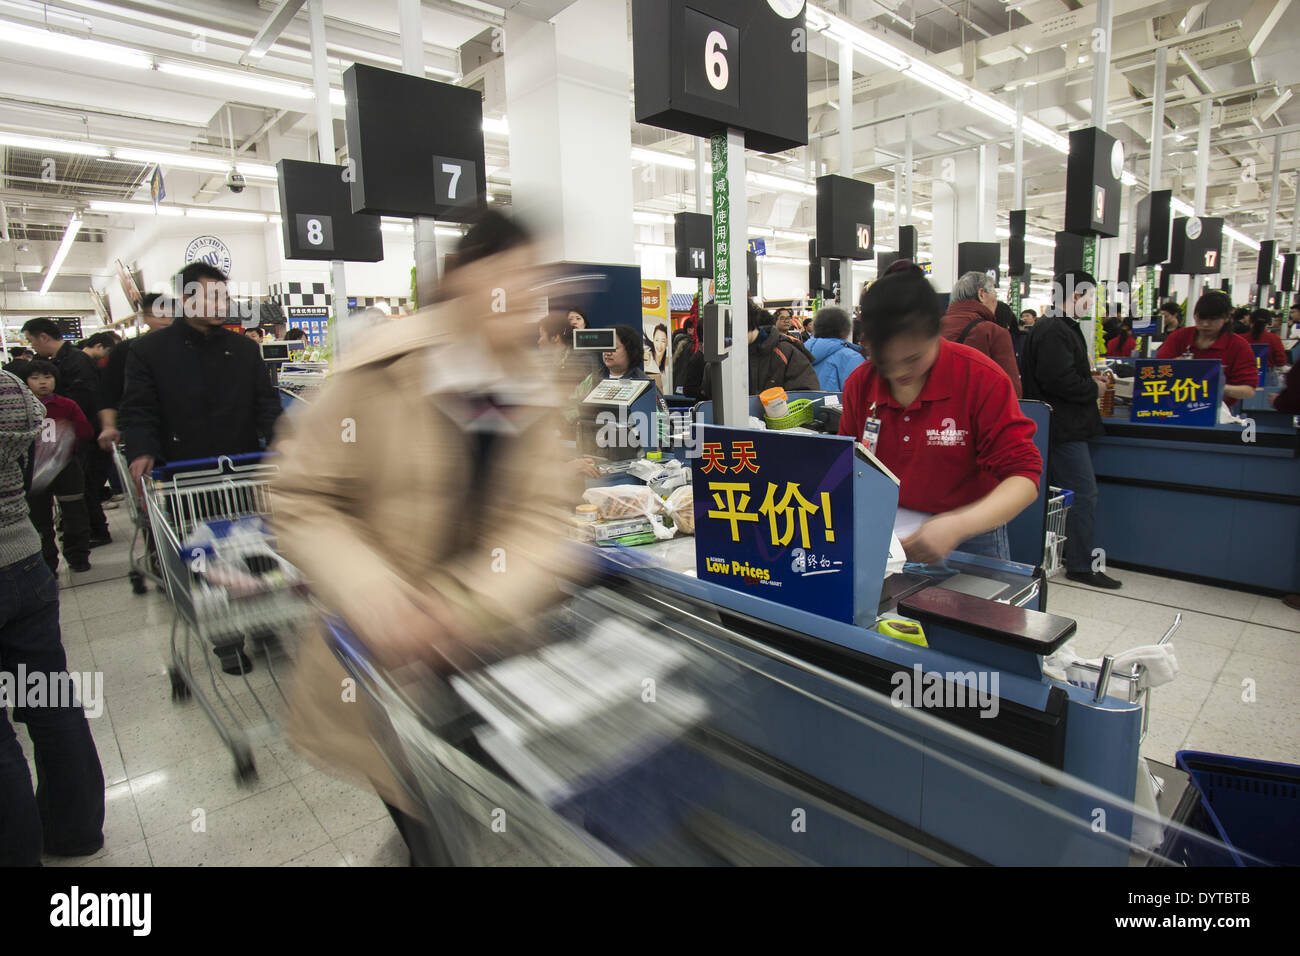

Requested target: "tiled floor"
[
  {"left": 12, "top": 499, "right": 1300, "bottom": 865},
  {"left": 1045, "top": 569, "right": 1300, "bottom": 767}
]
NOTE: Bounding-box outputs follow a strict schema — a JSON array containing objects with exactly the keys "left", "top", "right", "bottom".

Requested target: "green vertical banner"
[
  {"left": 1009, "top": 274, "right": 1022, "bottom": 318},
  {"left": 1082, "top": 237, "right": 1105, "bottom": 363},
  {"left": 710, "top": 133, "right": 730, "bottom": 305},
  {"left": 1143, "top": 266, "right": 1156, "bottom": 323}
]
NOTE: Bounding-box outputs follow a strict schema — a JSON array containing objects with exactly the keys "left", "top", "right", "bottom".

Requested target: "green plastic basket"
[{"left": 765, "top": 398, "right": 814, "bottom": 430}]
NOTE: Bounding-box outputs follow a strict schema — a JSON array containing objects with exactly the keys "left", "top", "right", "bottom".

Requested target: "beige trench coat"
[{"left": 269, "top": 303, "right": 578, "bottom": 816}]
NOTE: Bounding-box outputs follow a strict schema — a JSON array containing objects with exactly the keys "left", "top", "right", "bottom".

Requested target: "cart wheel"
[
  {"left": 234, "top": 747, "right": 257, "bottom": 785},
  {"left": 168, "top": 666, "right": 191, "bottom": 702},
  {"left": 129, "top": 571, "right": 147, "bottom": 595}
]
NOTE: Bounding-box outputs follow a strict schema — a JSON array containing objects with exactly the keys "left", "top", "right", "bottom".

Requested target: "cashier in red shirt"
[
  {"left": 1155, "top": 291, "right": 1257, "bottom": 405},
  {"left": 838, "top": 265, "right": 1042, "bottom": 565},
  {"left": 1238, "top": 309, "right": 1288, "bottom": 368}
]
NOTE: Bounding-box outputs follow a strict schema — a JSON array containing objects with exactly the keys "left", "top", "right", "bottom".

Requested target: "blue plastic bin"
[{"left": 1173, "top": 751, "right": 1300, "bottom": 866}]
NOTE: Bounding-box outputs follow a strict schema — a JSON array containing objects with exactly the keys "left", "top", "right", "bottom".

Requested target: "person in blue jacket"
[{"left": 803, "top": 306, "right": 865, "bottom": 392}]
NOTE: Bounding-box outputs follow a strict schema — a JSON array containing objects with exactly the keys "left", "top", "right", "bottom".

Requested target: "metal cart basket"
[
  {"left": 110, "top": 443, "right": 162, "bottom": 595},
  {"left": 1043, "top": 486, "right": 1074, "bottom": 577},
  {"left": 142, "top": 453, "right": 312, "bottom": 781}
]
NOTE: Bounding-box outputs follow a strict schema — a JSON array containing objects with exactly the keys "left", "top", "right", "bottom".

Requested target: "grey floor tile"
[
  {"left": 79, "top": 841, "right": 153, "bottom": 867},
  {"left": 1146, "top": 674, "right": 1214, "bottom": 723},
  {"left": 145, "top": 781, "right": 332, "bottom": 867},
  {"left": 1140, "top": 713, "right": 1192, "bottom": 765},
  {"left": 1215, "top": 650, "right": 1300, "bottom": 708},
  {"left": 334, "top": 815, "right": 407, "bottom": 867},
  {"left": 44, "top": 780, "right": 146, "bottom": 867},
  {"left": 1247, "top": 595, "right": 1300, "bottom": 634},
  {"left": 291, "top": 769, "right": 390, "bottom": 840},
  {"left": 280, "top": 843, "right": 348, "bottom": 866},
  {"left": 130, "top": 744, "right": 287, "bottom": 837},
  {"left": 1234, "top": 623, "right": 1300, "bottom": 665},
  {"left": 1182, "top": 719, "right": 1300, "bottom": 767}
]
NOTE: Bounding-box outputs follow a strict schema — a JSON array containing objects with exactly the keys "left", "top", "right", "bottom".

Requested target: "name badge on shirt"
[{"left": 862, "top": 415, "right": 881, "bottom": 456}]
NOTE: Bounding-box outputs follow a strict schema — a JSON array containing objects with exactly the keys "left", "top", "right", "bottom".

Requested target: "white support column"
[
  {"left": 904, "top": 114, "right": 913, "bottom": 224},
  {"left": 504, "top": 0, "right": 634, "bottom": 265},
  {"left": 1265, "top": 136, "right": 1282, "bottom": 302},
  {"left": 694, "top": 138, "right": 708, "bottom": 215},
  {"left": 1191, "top": 101, "right": 1212, "bottom": 303},
  {"left": 1150, "top": 46, "right": 1167, "bottom": 191},
  {"left": 838, "top": 36, "right": 853, "bottom": 307},
  {"left": 399, "top": 0, "right": 438, "bottom": 308},
  {"left": 310, "top": 0, "right": 347, "bottom": 352},
  {"left": 1014, "top": 85, "right": 1025, "bottom": 210},
  {"left": 1091, "top": 0, "right": 1113, "bottom": 129}
]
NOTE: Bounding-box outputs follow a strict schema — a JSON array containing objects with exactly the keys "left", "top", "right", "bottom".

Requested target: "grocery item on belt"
[
  {"left": 582, "top": 484, "right": 665, "bottom": 520},
  {"left": 662, "top": 485, "right": 694, "bottom": 535}
]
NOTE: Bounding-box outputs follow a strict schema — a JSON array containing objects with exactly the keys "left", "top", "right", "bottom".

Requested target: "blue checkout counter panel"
[{"left": 1091, "top": 414, "right": 1299, "bottom": 593}]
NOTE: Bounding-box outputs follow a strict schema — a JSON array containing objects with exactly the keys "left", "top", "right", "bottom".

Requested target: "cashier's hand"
[
  {"left": 900, "top": 514, "right": 969, "bottom": 565},
  {"left": 568, "top": 457, "right": 602, "bottom": 478}
]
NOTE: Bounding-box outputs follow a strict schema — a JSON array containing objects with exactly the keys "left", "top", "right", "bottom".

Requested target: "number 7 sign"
[{"left": 432, "top": 156, "right": 478, "bottom": 208}]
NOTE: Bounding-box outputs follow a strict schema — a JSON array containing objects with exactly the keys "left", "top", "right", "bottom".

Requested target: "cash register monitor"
[
  {"left": 574, "top": 328, "right": 617, "bottom": 351},
  {"left": 261, "top": 343, "right": 291, "bottom": 364}
]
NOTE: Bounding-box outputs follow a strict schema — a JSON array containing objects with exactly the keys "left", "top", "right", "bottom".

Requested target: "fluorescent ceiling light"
[
  {"left": 747, "top": 171, "right": 817, "bottom": 196},
  {"left": 482, "top": 116, "right": 509, "bottom": 136},
  {"left": 184, "top": 209, "right": 268, "bottom": 223},
  {"left": 39, "top": 215, "right": 81, "bottom": 295},
  {"left": 0, "top": 131, "right": 108, "bottom": 157},
  {"left": 329, "top": 88, "right": 346, "bottom": 107},
  {"left": 633, "top": 211, "right": 674, "bottom": 225},
  {"left": 235, "top": 162, "right": 278, "bottom": 180},
  {"left": 113, "top": 148, "right": 231, "bottom": 174},
  {"left": 0, "top": 20, "right": 152, "bottom": 69},
  {"left": 89, "top": 200, "right": 183, "bottom": 217},
  {"left": 157, "top": 61, "right": 313, "bottom": 99},
  {"left": 874, "top": 199, "right": 935, "bottom": 222},
  {"left": 903, "top": 63, "right": 970, "bottom": 102},
  {"left": 631, "top": 147, "right": 694, "bottom": 170},
  {"left": 995, "top": 227, "right": 1054, "bottom": 248}
]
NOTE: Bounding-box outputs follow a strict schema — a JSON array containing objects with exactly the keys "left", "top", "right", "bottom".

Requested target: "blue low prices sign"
[
  {"left": 1129, "top": 358, "right": 1222, "bottom": 427},
  {"left": 693, "top": 425, "right": 855, "bottom": 622},
  {"left": 1250, "top": 343, "right": 1269, "bottom": 387}
]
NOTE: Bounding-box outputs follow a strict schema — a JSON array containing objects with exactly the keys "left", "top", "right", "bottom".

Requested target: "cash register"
[{"left": 573, "top": 328, "right": 659, "bottom": 460}]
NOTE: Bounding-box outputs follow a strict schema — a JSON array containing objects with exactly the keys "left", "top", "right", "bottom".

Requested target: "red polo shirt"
[
  {"left": 1155, "top": 327, "right": 1258, "bottom": 387},
  {"left": 1237, "top": 330, "right": 1287, "bottom": 368},
  {"left": 838, "top": 339, "right": 1042, "bottom": 514}
]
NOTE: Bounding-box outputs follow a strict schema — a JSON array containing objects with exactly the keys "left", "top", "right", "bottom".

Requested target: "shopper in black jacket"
[
  {"left": 98, "top": 293, "right": 172, "bottom": 452},
  {"left": 119, "top": 263, "right": 282, "bottom": 481},
  {"left": 1021, "top": 271, "right": 1121, "bottom": 590},
  {"left": 22, "top": 317, "right": 111, "bottom": 545}
]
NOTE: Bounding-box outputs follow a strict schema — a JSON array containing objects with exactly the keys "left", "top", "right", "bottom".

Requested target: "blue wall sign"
[
  {"left": 693, "top": 425, "right": 855, "bottom": 623},
  {"left": 1129, "top": 358, "right": 1222, "bottom": 427},
  {"left": 747, "top": 238, "right": 766, "bottom": 256}
]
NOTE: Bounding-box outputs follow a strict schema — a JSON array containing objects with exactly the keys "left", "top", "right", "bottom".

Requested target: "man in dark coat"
[
  {"left": 22, "top": 316, "right": 111, "bottom": 545},
  {"left": 1021, "top": 271, "right": 1121, "bottom": 590},
  {"left": 119, "top": 263, "right": 282, "bottom": 482},
  {"left": 698, "top": 303, "right": 821, "bottom": 399}
]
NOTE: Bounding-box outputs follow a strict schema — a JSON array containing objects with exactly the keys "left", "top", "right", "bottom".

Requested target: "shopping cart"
[
  {"left": 109, "top": 443, "right": 162, "bottom": 595},
  {"left": 1042, "top": 486, "right": 1074, "bottom": 577},
  {"left": 142, "top": 453, "right": 312, "bottom": 781}
]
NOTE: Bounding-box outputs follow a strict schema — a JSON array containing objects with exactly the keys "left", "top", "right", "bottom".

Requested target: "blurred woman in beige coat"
[{"left": 269, "top": 212, "right": 581, "bottom": 863}]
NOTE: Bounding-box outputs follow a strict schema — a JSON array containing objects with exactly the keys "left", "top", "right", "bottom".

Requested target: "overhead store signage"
[
  {"left": 631, "top": 0, "right": 809, "bottom": 154},
  {"left": 1169, "top": 216, "right": 1224, "bottom": 276},
  {"left": 747, "top": 237, "right": 766, "bottom": 256},
  {"left": 693, "top": 425, "right": 855, "bottom": 623},
  {"left": 711, "top": 133, "right": 731, "bottom": 303},
  {"left": 1134, "top": 190, "right": 1172, "bottom": 267},
  {"left": 1280, "top": 254, "right": 1297, "bottom": 293},
  {"left": 343, "top": 63, "right": 485, "bottom": 221},
  {"left": 1256, "top": 240, "right": 1277, "bottom": 287},
  {"left": 276, "top": 159, "right": 383, "bottom": 263},
  {"left": 816, "top": 175, "right": 874, "bottom": 260},
  {"left": 675, "top": 211, "right": 713, "bottom": 278},
  {"left": 1064, "top": 127, "right": 1122, "bottom": 239},
  {"left": 1130, "top": 359, "right": 1222, "bottom": 427},
  {"left": 957, "top": 242, "right": 1000, "bottom": 286},
  {"left": 1008, "top": 209, "right": 1026, "bottom": 278}
]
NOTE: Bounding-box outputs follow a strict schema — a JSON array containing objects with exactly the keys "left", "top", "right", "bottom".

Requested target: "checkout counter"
[
  {"left": 558, "top": 406, "right": 1185, "bottom": 866},
  {"left": 1093, "top": 357, "right": 1299, "bottom": 593}
]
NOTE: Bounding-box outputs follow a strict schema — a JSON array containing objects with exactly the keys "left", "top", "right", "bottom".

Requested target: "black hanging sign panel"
[
  {"left": 343, "top": 63, "right": 486, "bottom": 221},
  {"left": 1064, "top": 126, "right": 1123, "bottom": 239},
  {"left": 876, "top": 251, "right": 900, "bottom": 275},
  {"left": 957, "top": 242, "right": 1001, "bottom": 286},
  {"left": 1008, "top": 209, "right": 1026, "bottom": 277},
  {"left": 1256, "top": 240, "right": 1276, "bottom": 287},
  {"left": 897, "top": 225, "right": 917, "bottom": 261},
  {"left": 1054, "top": 231, "right": 1087, "bottom": 276},
  {"left": 631, "top": 0, "right": 808, "bottom": 154},
  {"left": 1134, "top": 190, "right": 1172, "bottom": 267},
  {"left": 816, "top": 175, "right": 875, "bottom": 260},
  {"left": 674, "top": 212, "right": 713, "bottom": 278},
  {"left": 1169, "top": 216, "right": 1224, "bottom": 276},
  {"left": 277, "top": 159, "right": 383, "bottom": 262},
  {"left": 1280, "top": 253, "right": 1296, "bottom": 293}
]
